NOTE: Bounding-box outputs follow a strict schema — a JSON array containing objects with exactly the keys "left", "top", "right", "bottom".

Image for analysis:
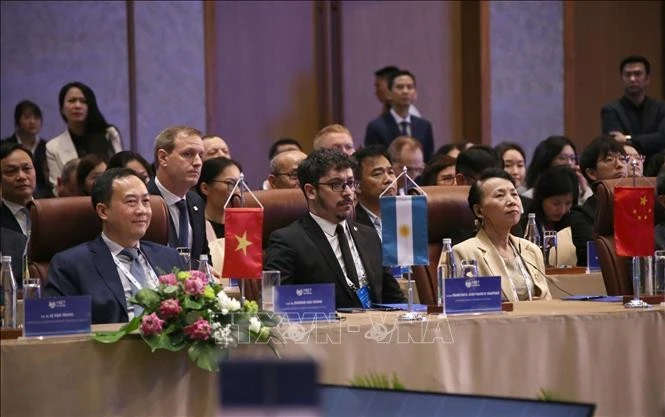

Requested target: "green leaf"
[
  {"left": 142, "top": 331, "right": 185, "bottom": 352},
  {"left": 350, "top": 372, "right": 405, "bottom": 390},
  {"left": 92, "top": 316, "right": 141, "bottom": 343},
  {"left": 162, "top": 285, "right": 178, "bottom": 296},
  {"left": 183, "top": 297, "right": 204, "bottom": 310},
  {"left": 188, "top": 342, "right": 220, "bottom": 372},
  {"left": 133, "top": 288, "right": 161, "bottom": 310}
]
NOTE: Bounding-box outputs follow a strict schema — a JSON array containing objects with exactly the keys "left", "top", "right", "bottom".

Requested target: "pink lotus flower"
[
  {"left": 140, "top": 313, "right": 165, "bottom": 336},
  {"left": 158, "top": 298, "right": 182, "bottom": 319},
  {"left": 189, "top": 270, "right": 207, "bottom": 281},
  {"left": 184, "top": 276, "right": 206, "bottom": 295},
  {"left": 184, "top": 318, "right": 212, "bottom": 341},
  {"left": 158, "top": 273, "right": 177, "bottom": 286}
]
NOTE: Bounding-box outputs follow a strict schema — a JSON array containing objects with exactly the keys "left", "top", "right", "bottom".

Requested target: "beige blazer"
[
  {"left": 206, "top": 219, "right": 230, "bottom": 287},
  {"left": 46, "top": 126, "right": 122, "bottom": 190},
  {"left": 452, "top": 228, "right": 552, "bottom": 302}
]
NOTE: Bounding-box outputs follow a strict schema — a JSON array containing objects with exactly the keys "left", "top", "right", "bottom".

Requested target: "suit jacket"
[
  {"left": 0, "top": 134, "right": 52, "bottom": 198},
  {"left": 364, "top": 112, "right": 435, "bottom": 162},
  {"left": 601, "top": 96, "right": 665, "bottom": 158},
  {"left": 264, "top": 214, "right": 406, "bottom": 308},
  {"left": 452, "top": 228, "right": 552, "bottom": 302},
  {"left": 569, "top": 195, "right": 596, "bottom": 267},
  {"left": 0, "top": 227, "right": 27, "bottom": 284},
  {"left": 147, "top": 178, "right": 210, "bottom": 263},
  {"left": 44, "top": 236, "right": 186, "bottom": 324},
  {"left": 46, "top": 127, "right": 122, "bottom": 190},
  {"left": 0, "top": 203, "right": 22, "bottom": 234},
  {"left": 354, "top": 203, "right": 375, "bottom": 230}
]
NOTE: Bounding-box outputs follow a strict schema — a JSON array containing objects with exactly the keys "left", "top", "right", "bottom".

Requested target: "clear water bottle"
[
  {"left": 523, "top": 213, "right": 541, "bottom": 248},
  {"left": 1, "top": 256, "right": 18, "bottom": 328},
  {"left": 198, "top": 254, "right": 215, "bottom": 285},
  {"left": 437, "top": 238, "right": 457, "bottom": 307}
]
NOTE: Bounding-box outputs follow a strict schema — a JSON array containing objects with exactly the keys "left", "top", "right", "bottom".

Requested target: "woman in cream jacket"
[{"left": 453, "top": 169, "right": 552, "bottom": 302}]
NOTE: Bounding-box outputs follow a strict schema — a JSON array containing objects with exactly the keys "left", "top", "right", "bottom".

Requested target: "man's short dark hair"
[
  {"left": 620, "top": 55, "right": 651, "bottom": 75},
  {"left": 0, "top": 142, "right": 34, "bottom": 162},
  {"left": 455, "top": 145, "right": 501, "bottom": 180},
  {"left": 268, "top": 137, "right": 303, "bottom": 160},
  {"left": 297, "top": 148, "right": 357, "bottom": 194},
  {"left": 388, "top": 70, "right": 417, "bottom": 90},
  {"left": 374, "top": 66, "right": 400, "bottom": 80},
  {"left": 578, "top": 135, "right": 626, "bottom": 184},
  {"left": 91, "top": 167, "right": 141, "bottom": 210},
  {"left": 352, "top": 145, "right": 391, "bottom": 180},
  {"left": 13, "top": 100, "right": 42, "bottom": 126}
]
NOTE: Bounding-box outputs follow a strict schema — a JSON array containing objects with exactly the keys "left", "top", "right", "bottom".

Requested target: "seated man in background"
[
  {"left": 570, "top": 136, "right": 627, "bottom": 266},
  {"left": 387, "top": 136, "right": 425, "bottom": 184},
  {"left": 1, "top": 143, "right": 36, "bottom": 237},
  {"left": 352, "top": 145, "right": 396, "bottom": 238},
  {"left": 0, "top": 182, "right": 27, "bottom": 283},
  {"left": 45, "top": 168, "right": 186, "bottom": 324},
  {"left": 55, "top": 158, "right": 81, "bottom": 197},
  {"left": 264, "top": 149, "right": 405, "bottom": 308},
  {"left": 263, "top": 137, "right": 304, "bottom": 190},
  {"left": 267, "top": 150, "right": 307, "bottom": 189},
  {"left": 313, "top": 124, "right": 356, "bottom": 156},
  {"left": 202, "top": 134, "right": 231, "bottom": 161}
]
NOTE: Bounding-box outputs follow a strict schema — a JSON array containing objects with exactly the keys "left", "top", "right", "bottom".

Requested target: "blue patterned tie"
[
  {"left": 120, "top": 247, "right": 147, "bottom": 317},
  {"left": 175, "top": 199, "right": 190, "bottom": 248}
]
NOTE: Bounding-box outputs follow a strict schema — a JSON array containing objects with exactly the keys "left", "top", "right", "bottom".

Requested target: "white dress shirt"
[
  {"left": 390, "top": 109, "right": 412, "bottom": 136},
  {"left": 154, "top": 177, "right": 192, "bottom": 248},
  {"left": 358, "top": 203, "right": 382, "bottom": 240}
]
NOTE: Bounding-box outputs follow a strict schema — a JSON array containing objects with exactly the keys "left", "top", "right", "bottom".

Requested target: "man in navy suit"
[
  {"left": 264, "top": 149, "right": 405, "bottom": 309},
  {"left": 147, "top": 125, "right": 209, "bottom": 265},
  {"left": 601, "top": 55, "right": 665, "bottom": 161},
  {"left": 45, "top": 168, "right": 186, "bottom": 324},
  {"left": 364, "top": 70, "right": 435, "bottom": 162}
]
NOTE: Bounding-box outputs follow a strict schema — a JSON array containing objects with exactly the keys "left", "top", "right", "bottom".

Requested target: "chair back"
[
  {"left": 593, "top": 177, "right": 659, "bottom": 295},
  {"left": 28, "top": 196, "right": 169, "bottom": 284}
]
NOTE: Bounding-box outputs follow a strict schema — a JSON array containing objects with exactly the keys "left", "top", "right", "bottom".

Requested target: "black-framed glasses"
[
  {"left": 211, "top": 179, "right": 238, "bottom": 191},
  {"left": 317, "top": 179, "right": 357, "bottom": 192},
  {"left": 273, "top": 171, "right": 298, "bottom": 180}
]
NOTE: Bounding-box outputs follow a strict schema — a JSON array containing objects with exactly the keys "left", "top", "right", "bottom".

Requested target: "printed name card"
[
  {"left": 24, "top": 296, "right": 92, "bottom": 337},
  {"left": 275, "top": 283, "right": 335, "bottom": 321},
  {"left": 444, "top": 276, "right": 502, "bottom": 315},
  {"left": 586, "top": 241, "right": 601, "bottom": 272}
]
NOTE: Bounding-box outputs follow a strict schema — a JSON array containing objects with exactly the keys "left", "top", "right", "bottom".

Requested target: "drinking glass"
[
  {"left": 261, "top": 270, "right": 281, "bottom": 312},
  {"left": 22, "top": 278, "right": 41, "bottom": 299},
  {"left": 176, "top": 247, "right": 191, "bottom": 270},
  {"left": 460, "top": 260, "right": 478, "bottom": 278},
  {"left": 542, "top": 231, "right": 558, "bottom": 268},
  {"left": 653, "top": 251, "right": 664, "bottom": 296}
]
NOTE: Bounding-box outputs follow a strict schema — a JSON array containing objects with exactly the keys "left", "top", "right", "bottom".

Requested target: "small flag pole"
[
  {"left": 625, "top": 158, "right": 649, "bottom": 309},
  {"left": 224, "top": 173, "right": 264, "bottom": 303}
]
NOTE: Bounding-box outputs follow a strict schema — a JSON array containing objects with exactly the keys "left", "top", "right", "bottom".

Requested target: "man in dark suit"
[
  {"left": 1, "top": 227, "right": 27, "bottom": 284},
  {"left": 364, "top": 70, "right": 434, "bottom": 162},
  {"left": 264, "top": 149, "right": 406, "bottom": 308},
  {"left": 147, "top": 125, "right": 209, "bottom": 265},
  {"left": 601, "top": 55, "right": 665, "bottom": 162},
  {"left": 1, "top": 143, "right": 36, "bottom": 238},
  {"left": 45, "top": 168, "right": 186, "bottom": 324},
  {"left": 353, "top": 145, "right": 397, "bottom": 238},
  {"left": 1, "top": 100, "right": 51, "bottom": 198}
]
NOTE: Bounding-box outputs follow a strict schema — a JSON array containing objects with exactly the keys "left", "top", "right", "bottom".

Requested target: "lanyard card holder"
[{"left": 356, "top": 285, "right": 372, "bottom": 309}]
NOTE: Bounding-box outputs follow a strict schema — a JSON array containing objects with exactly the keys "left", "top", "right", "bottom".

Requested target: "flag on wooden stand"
[
  {"left": 222, "top": 208, "right": 263, "bottom": 278},
  {"left": 614, "top": 186, "right": 655, "bottom": 256}
]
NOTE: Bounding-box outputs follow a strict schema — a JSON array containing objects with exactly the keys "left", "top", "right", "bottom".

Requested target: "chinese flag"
[
  {"left": 222, "top": 208, "right": 263, "bottom": 278},
  {"left": 614, "top": 186, "right": 655, "bottom": 256}
]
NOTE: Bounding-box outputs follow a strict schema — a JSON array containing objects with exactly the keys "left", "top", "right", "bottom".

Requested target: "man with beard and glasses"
[{"left": 264, "top": 149, "right": 406, "bottom": 308}]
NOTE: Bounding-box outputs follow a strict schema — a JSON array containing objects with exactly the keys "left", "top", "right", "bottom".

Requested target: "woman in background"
[
  {"left": 524, "top": 135, "right": 591, "bottom": 204},
  {"left": 76, "top": 154, "right": 107, "bottom": 196},
  {"left": 46, "top": 81, "right": 122, "bottom": 192},
  {"left": 420, "top": 154, "right": 456, "bottom": 186},
  {"left": 494, "top": 142, "right": 527, "bottom": 193},
  {"left": 522, "top": 165, "right": 579, "bottom": 266},
  {"left": 107, "top": 150, "right": 153, "bottom": 183},
  {"left": 453, "top": 168, "right": 551, "bottom": 302}
]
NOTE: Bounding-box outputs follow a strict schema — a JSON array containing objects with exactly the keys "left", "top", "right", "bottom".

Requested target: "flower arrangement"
[{"left": 93, "top": 270, "right": 279, "bottom": 371}]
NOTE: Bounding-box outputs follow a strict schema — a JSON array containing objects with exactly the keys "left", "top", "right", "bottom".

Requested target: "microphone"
[{"left": 517, "top": 241, "right": 574, "bottom": 297}]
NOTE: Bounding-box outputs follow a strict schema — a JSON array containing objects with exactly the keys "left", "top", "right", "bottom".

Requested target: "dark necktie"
[
  {"left": 399, "top": 121, "right": 409, "bottom": 136},
  {"left": 175, "top": 199, "right": 190, "bottom": 247},
  {"left": 336, "top": 224, "right": 359, "bottom": 287}
]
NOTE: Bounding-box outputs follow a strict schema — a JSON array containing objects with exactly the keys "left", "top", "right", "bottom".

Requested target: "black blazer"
[
  {"left": 569, "top": 195, "right": 597, "bottom": 267},
  {"left": 45, "top": 237, "right": 186, "bottom": 324},
  {"left": 601, "top": 97, "right": 665, "bottom": 158},
  {"left": 0, "top": 203, "right": 22, "bottom": 235},
  {"left": 354, "top": 204, "right": 375, "bottom": 231},
  {"left": 147, "top": 179, "right": 210, "bottom": 264},
  {"left": 264, "top": 214, "right": 406, "bottom": 308},
  {"left": 364, "top": 112, "right": 435, "bottom": 162},
  {"left": 0, "top": 227, "right": 27, "bottom": 284},
  {"left": 0, "top": 134, "right": 52, "bottom": 198}
]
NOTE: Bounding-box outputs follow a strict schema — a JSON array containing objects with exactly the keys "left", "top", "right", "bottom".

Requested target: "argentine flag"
[{"left": 380, "top": 195, "right": 429, "bottom": 266}]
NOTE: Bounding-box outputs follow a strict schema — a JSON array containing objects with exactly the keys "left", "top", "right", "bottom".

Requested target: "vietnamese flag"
[
  {"left": 222, "top": 208, "right": 263, "bottom": 278},
  {"left": 614, "top": 186, "right": 655, "bottom": 257}
]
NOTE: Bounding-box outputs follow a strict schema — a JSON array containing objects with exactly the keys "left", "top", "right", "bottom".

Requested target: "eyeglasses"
[
  {"left": 317, "top": 179, "right": 357, "bottom": 192},
  {"left": 210, "top": 179, "right": 238, "bottom": 191},
  {"left": 273, "top": 171, "right": 298, "bottom": 180},
  {"left": 437, "top": 175, "right": 456, "bottom": 186},
  {"left": 555, "top": 154, "right": 578, "bottom": 165},
  {"left": 598, "top": 153, "right": 629, "bottom": 165}
]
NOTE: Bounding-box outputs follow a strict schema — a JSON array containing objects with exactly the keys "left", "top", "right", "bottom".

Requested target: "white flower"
[
  {"left": 217, "top": 291, "right": 241, "bottom": 314},
  {"left": 248, "top": 316, "right": 262, "bottom": 333},
  {"left": 211, "top": 322, "right": 234, "bottom": 348}
]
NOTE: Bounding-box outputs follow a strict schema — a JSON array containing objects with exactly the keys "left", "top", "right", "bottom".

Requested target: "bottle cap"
[
  {"left": 1, "top": 255, "right": 11, "bottom": 262},
  {"left": 442, "top": 238, "right": 452, "bottom": 245},
  {"left": 527, "top": 213, "right": 536, "bottom": 219},
  {"left": 199, "top": 254, "right": 209, "bottom": 261}
]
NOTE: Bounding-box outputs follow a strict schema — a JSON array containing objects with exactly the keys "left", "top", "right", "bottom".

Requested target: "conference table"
[{"left": 2, "top": 300, "right": 663, "bottom": 417}]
